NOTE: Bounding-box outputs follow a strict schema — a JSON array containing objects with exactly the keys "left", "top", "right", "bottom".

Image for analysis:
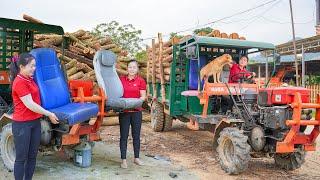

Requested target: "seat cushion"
[
  {"left": 49, "top": 103, "right": 99, "bottom": 125},
  {"left": 107, "top": 98, "right": 143, "bottom": 110}
]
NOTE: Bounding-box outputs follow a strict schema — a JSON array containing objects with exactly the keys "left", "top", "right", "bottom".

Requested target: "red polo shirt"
[
  {"left": 229, "top": 64, "right": 251, "bottom": 83},
  {"left": 120, "top": 75, "right": 146, "bottom": 111},
  {"left": 12, "top": 74, "right": 43, "bottom": 122}
]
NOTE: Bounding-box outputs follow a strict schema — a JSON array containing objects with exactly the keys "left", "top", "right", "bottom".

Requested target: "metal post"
[
  {"left": 289, "top": 0, "right": 299, "bottom": 86},
  {"left": 265, "top": 56, "right": 268, "bottom": 86},
  {"left": 258, "top": 65, "right": 261, "bottom": 88},
  {"left": 301, "top": 44, "right": 305, "bottom": 87}
]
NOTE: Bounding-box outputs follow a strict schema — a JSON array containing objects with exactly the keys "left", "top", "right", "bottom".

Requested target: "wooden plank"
[
  {"left": 152, "top": 39, "right": 157, "bottom": 99},
  {"left": 146, "top": 45, "right": 151, "bottom": 99},
  {"left": 158, "top": 33, "right": 166, "bottom": 103}
]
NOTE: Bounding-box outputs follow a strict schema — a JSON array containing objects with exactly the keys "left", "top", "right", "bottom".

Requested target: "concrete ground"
[{"left": 1, "top": 142, "right": 197, "bottom": 180}]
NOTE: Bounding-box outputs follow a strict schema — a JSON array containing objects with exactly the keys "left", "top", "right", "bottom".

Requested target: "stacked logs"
[
  {"left": 22, "top": 14, "right": 132, "bottom": 82},
  {"left": 199, "top": 29, "right": 246, "bottom": 40},
  {"left": 146, "top": 34, "right": 180, "bottom": 84},
  {"left": 34, "top": 30, "right": 131, "bottom": 81}
]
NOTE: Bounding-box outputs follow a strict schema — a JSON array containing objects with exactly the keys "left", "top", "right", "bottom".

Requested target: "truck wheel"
[
  {"left": 217, "top": 127, "right": 251, "bottom": 174},
  {"left": 163, "top": 115, "right": 173, "bottom": 131},
  {"left": 151, "top": 102, "right": 164, "bottom": 132},
  {"left": 0, "top": 123, "right": 15, "bottom": 171},
  {"left": 274, "top": 148, "right": 306, "bottom": 170}
]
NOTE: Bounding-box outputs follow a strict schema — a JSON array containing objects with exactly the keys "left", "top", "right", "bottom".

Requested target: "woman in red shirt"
[
  {"left": 10, "top": 53, "right": 59, "bottom": 180},
  {"left": 229, "top": 55, "right": 256, "bottom": 83},
  {"left": 119, "top": 60, "right": 146, "bottom": 169}
]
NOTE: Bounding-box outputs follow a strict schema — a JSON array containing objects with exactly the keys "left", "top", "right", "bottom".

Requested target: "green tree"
[
  {"left": 169, "top": 32, "right": 184, "bottom": 39},
  {"left": 92, "top": 21, "right": 142, "bottom": 56},
  {"left": 193, "top": 27, "right": 213, "bottom": 35},
  {"left": 135, "top": 50, "right": 147, "bottom": 63}
]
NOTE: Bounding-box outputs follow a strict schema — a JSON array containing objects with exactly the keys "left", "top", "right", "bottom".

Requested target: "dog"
[{"left": 200, "top": 54, "right": 233, "bottom": 83}]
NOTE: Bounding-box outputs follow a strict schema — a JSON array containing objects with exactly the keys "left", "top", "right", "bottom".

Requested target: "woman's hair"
[
  {"left": 240, "top": 55, "right": 249, "bottom": 61},
  {"left": 127, "top": 59, "right": 139, "bottom": 68},
  {"left": 9, "top": 53, "right": 35, "bottom": 83}
]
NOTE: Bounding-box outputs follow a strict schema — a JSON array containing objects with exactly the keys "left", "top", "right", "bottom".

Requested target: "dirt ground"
[
  {"left": 101, "top": 114, "right": 320, "bottom": 180},
  {"left": 1, "top": 112, "right": 320, "bottom": 180}
]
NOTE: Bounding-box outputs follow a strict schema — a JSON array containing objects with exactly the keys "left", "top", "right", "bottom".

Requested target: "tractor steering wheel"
[{"left": 230, "top": 72, "right": 254, "bottom": 83}]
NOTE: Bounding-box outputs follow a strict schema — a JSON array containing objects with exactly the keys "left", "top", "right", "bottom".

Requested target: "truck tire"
[
  {"left": 151, "top": 102, "right": 164, "bottom": 132},
  {"left": 163, "top": 115, "right": 173, "bottom": 131},
  {"left": 0, "top": 123, "right": 15, "bottom": 171},
  {"left": 274, "top": 148, "right": 306, "bottom": 170},
  {"left": 217, "top": 127, "right": 251, "bottom": 174}
]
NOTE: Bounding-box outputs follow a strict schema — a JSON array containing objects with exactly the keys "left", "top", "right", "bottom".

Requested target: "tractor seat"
[
  {"left": 189, "top": 56, "right": 207, "bottom": 90},
  {"left": 30, "top": 48, "right": 99, "bottom": 125},
  {"left": 93, "top": 50, "right": 143, "bottom": 110}
]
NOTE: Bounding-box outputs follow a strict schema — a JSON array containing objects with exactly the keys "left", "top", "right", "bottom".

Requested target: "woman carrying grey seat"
[{"left": 119, "top": 60, "right": 146, "bottom": 168}]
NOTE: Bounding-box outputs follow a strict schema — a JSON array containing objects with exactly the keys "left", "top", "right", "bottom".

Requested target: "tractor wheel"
[
  {"left": 217, "top": 127, "right": 251, "bottom": 174},
  {"left": 163, "top": 114, "right": 173, "bottom": 131},
  {"left": 0, "top": 123, "right": 15, "bottom": 171},
  {"left": 151, "top": 101, "right": 164, "bottom": 132},
  {"left": 274, "top": 148, "right": 306, "bottom": 170}
]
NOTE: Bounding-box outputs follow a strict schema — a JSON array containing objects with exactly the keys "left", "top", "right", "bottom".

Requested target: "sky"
[{"left": 0, "top": 0, "right": 317, "bottom": 46}]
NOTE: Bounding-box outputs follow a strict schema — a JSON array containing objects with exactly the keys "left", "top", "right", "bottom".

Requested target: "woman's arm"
[
  {"left": 20, "top": 94, "right": 59, "bottom": 124},
  {"left": 140, "top": 90, "right": 146, "bottom": 101}
]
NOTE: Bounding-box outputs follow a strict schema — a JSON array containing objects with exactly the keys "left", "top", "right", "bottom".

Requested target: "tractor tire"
[
  {"left": 274, "top": 148, "right": 306, "bottom": 170},
  {"left": 0, "top": 123, "right": 15, "bottom": 171},
  {"left": 163, "top": 114, "right": 173, "bottom": 131},
  {"left": 151, "top": 101, "right": 164, "bottom": 132},
  {"left": 217, "top": 127, "right": 251, "bottom": 174}
]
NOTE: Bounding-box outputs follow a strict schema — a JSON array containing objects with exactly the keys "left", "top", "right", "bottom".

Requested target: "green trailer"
[
  {"left": 148, "top": 35, "right": 275, "bottom": 132},
  {"left": 0, "top": 17, "right": 66, "bottom": 116}
]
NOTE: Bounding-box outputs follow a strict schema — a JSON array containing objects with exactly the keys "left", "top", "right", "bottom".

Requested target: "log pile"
[
  {"left": 21, "top": 14, "right": 138, "bottom": 84},
  {"left": 34, "top": 30, "right": 131, "bottom": 80},
  {"left": 199, "top": 29, "right": 246, "bottom": 40},
  {"left": 146, "top": 34, "right": 180, "bottom": 84},
  {"left": 34, "top": 30, "right": 149, "bottom": 80}
]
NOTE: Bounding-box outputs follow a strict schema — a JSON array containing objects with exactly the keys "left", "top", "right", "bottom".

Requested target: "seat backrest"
[
  {"left": 30, "top": 48, "right": 71, "bottom": 109},
  {"left": 189, "top": 56, "right": 207, "bottom": 90},
  {"left": 93, "top": 50, "right": 123, "bottom": 99},
  {"left": 220, "top": 64, "right": 230, "bottom": 83}
]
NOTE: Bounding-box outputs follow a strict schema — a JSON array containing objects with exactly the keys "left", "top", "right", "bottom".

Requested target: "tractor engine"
[
  {"left": 257, "top": 87, "right": 311, "bottom": 129},
  {"left": 241, "top": 87, "right": 312, "bottom": 152}
]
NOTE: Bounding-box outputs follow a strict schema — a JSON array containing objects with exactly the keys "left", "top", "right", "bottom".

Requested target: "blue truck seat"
[
  {"left": 30, "top": 48, "right": 99, "bottom": 125},
  {"left": 188, "top": 56, "right": 207, "bottom": 90}
]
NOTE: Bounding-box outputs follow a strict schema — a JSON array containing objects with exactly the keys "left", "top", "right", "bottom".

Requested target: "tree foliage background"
[{"left": 92, "top": 21, "right": 142, "bottom": 57}]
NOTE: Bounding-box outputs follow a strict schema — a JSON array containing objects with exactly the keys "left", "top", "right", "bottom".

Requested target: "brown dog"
[{"left": 200, "top": 54, "right": 233, "bottom": 83}]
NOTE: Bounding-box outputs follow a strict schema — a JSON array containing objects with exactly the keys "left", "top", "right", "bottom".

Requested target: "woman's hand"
[
  {"left": 48, "top": 112, "right": 59, "bottom": 124},
  {"left": 140, "top": 90, "right": 146, "bottom": 101}
]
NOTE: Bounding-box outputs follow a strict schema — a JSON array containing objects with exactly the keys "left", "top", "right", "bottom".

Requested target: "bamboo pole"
[
  {"left": 152, "top": 39, "right": 157, "bottom": 99},
  {"left": 146, "top": 46, "right": 150, "bottom": 88},
  {"left": 158, "top": 33, "right": 166, "bottom": 103}
]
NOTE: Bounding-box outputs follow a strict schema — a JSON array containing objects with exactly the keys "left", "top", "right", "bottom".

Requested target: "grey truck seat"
[{"left": 93, "top": 50, "right": 143, "bottom": 110}]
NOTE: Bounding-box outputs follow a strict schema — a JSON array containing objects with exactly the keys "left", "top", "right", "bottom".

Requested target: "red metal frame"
[
  {"left": 199, "top": 82, "right": 258, "bottom": 118},
  {"left": 276, "top": 92, "right": 320, "bottom": 153},
  {"left": 61, "top": 80, "right": 106, "bottom": 146}
]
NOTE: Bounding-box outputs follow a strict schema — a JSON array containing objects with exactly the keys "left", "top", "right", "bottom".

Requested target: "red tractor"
[{"left": 200, "top": 73, "right": 318, "bottom": 174}]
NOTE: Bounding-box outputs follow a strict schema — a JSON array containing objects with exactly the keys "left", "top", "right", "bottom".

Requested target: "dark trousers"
[
  {"left": 119, "top": 111, "right": 142, "bottom": 159},
  {"left": 12, "top": 119, "right": 41, "bottom": 180}
]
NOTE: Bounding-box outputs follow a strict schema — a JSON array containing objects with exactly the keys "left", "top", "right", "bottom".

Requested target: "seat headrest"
[{"left": 94, "top": 50, "right": 117, "bottom": 67}]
